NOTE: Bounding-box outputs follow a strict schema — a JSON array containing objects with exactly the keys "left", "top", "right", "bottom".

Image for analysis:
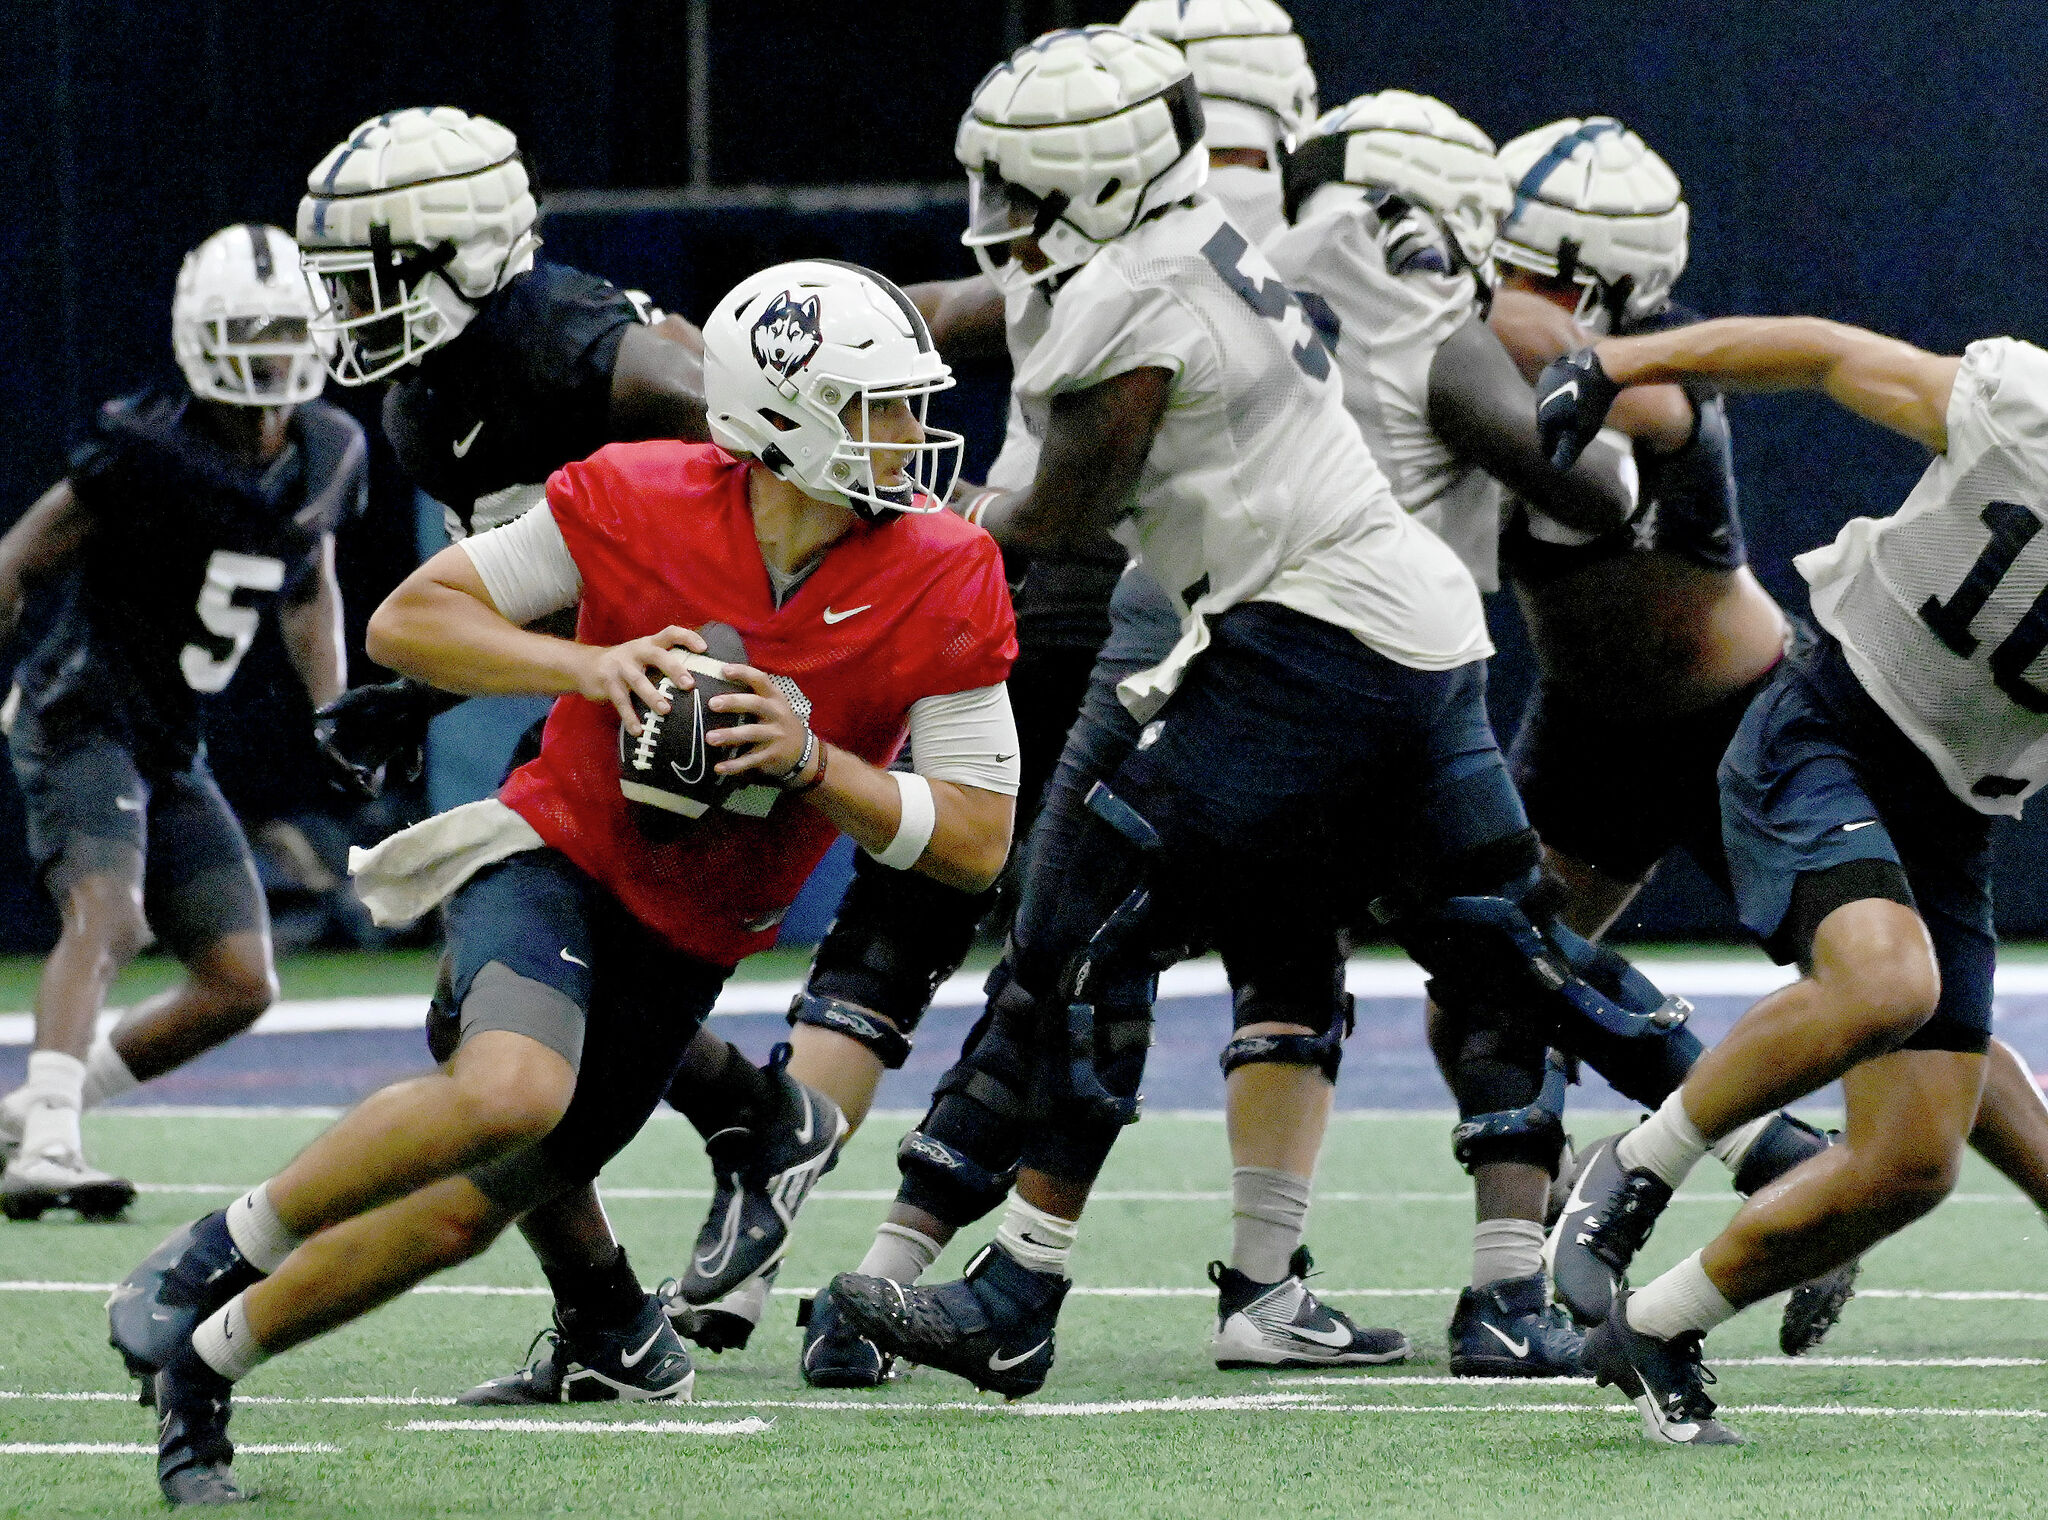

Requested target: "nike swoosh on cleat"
[
  {"left": 988, "top": 1339, "right": 1049, "bottom": 1373},
  {"left": 619, "top": 1326, "right": 664, "bottom": 1368},
  {"left": 793, "top": 1091, "right": 816, "bottom": 1147},
  {"left": 693, "top": 1196, "right": 744, "bottom": 1278},
  {"left": 452, "top": 420, "right": 484, "bottom": 458},
  {"left": 560, "top": 948, "right": 589, "bottom": 968},
  {"left": 1558, "top": 1151, "right": 1603, "bottom": 1222},
  {"left": 1287, "top": 1321, "right": 1357, "bottom": 1350},
  {"left": 1481, "top": 1322, "right": 1531, "bottom": 1359}
]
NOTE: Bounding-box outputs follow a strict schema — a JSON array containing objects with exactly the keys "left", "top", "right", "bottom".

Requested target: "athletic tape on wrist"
[{"left": 870, "top": 772, "right": 937, "bottom": 870}]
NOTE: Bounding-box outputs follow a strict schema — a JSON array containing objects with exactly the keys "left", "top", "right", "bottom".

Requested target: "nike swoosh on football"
[
  {"left": 559, "top": 948, "right": 589, "bottom": 968},
  {"left": 1481, "top": 1322, "right": 1531, "bottom": 1359},
  {"left": 988, "top": 1338, "right": 1049, "bottom": 1372},
  {"left": 821, "top": 605, "right": 873, "bottom": 624},
  {"left": 452, "top": 420, "right": 484, "bottom": 458},
  {"left": 619, "top": 1325, "right": 664, "bottom": 1369}
]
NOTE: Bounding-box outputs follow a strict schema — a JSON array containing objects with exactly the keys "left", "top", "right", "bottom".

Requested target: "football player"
[
  {"left": 0, "top": 225, "right": 359, "bottom": 1219},
  {"left": 821, "top": 27, "right": 1685, "bottom": 1400},
  {"left": 293, "top": 107, "right": 863, "bottom": 1336},
  {"left": 777, "top": 0, "right": 1328, "bottom": 1382},
  {"left": 1536, "top": 314, "right": 2048, "bottom": 1445},
  {"left": 109, "top": 260, "right": 1019, "bottom": 1503},
  {"left": 1478, "top": 118, "right": 2048, "bottom": 1365}
]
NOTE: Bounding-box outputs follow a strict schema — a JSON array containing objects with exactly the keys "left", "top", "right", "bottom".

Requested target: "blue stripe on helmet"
[{"left": 1503, "top": 119, "right": 1623, "bottom": 232}]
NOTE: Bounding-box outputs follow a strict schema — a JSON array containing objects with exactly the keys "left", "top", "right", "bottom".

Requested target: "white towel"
[{"left": 348, "top": 798, "right": 544, "bottom": 926}]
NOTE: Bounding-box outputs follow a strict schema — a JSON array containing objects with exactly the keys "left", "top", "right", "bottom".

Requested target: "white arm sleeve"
[
  {"left": 457, "top": 504, "right": 584, "bottom": 624},
  {"left": 906, "top": 684, "right": 1020, "bottom": 796}
]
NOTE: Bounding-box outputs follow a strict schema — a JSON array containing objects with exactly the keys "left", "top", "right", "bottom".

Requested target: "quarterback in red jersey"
[{"left": 109, "top": 261, "right": 1019, "bottom": 1505}]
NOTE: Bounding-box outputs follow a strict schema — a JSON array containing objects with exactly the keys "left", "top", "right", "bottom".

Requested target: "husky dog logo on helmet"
[{"left": 751, "top": 292, "right": 823, "bottom": 380}]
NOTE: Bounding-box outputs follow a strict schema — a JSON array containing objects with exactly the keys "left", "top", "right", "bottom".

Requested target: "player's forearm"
[
  {"left": 802, "top": 751, "right": 1012, "bottom": 892},
  {"left": 281, "top": 537, "right": 347, "bottom": 708},
  {"left": 0, "top": 481, "right": 90, "bottom": 641},
  {"left": 366, "top": 578, "right": 593, "bottom": 699},
  {"left": 906, "top": 276, "right": 1009, "bottom": 363}
]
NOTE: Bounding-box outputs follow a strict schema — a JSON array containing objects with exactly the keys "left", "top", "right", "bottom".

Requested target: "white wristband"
[{"left": 868, "top": 772, "right": 937, "bottom": 871}]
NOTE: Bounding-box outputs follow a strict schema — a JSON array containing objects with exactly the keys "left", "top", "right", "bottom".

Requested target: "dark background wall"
[{"left": 5, "top": 1, "right": 2048, "bottom": 948}]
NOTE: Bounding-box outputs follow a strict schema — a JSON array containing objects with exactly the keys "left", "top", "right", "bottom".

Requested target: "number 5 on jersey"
[
  {"left": 181, "top": 549, "right": 286, "bottom": 693},
  {"left": 1200, "top": 223, "right": 1334, "bottom": 382}
]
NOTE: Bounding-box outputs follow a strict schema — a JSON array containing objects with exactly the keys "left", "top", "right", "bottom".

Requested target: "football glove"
[
  {"left": 1535, "top": 346, "right": 1623, "bottom": 471},
  {"left": 314, "top": 679, "right": 462, "bottom": 799}
]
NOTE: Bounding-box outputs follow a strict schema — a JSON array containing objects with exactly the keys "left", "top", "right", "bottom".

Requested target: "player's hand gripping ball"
[{"left": 617, "top": 621, "right": 753, "bottom": 824}]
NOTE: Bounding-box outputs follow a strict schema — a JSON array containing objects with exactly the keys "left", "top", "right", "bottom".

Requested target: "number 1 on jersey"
[
  {"left": 1918, "top": 499, "right": 2048, "bottom": 713},
  {"left": 181, "top": 550, "right": 286, "bottom": 693}
]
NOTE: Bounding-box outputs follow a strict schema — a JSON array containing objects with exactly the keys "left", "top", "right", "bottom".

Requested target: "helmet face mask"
[
  {"left": 707, "top": 261, "right": 963, "bottom": 523},
  {"left": 297, "top": 106, "right": 539, "bottom": 385},
  {"left": 172, "top": 225, "right": 326, "bottom": 408}
]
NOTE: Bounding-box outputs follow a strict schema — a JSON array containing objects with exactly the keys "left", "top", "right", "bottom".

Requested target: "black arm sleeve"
[{"left": 1426, "top": 314, "right": 1637, "bottom": 535}]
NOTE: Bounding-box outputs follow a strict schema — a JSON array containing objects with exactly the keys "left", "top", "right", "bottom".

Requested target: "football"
[{"left": 617, "top": 621, "right": 751, "bottom": 823}]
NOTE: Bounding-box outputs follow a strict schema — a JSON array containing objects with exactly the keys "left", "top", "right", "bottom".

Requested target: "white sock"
[
  {"left": 1229, "top": 1166, "right": 1312, "bottom": 1284},
  {"left": 1709, "top": 1114, "right": 1776, "bottom": 1176},
  {"left": 857, "top": 1223, "right": 942, "bottom": 1285},
  {"left": 994, "top": 1197, "right": 1078, "bottom": 1278},
  {"left": 1471, "top": 1218, "right": 1546, "bottom": 1288},
  {"left": 1615, "top": 1089, "right": 1712, "bottom": 1190},
  {"left": 225, "top": 1183, "right": 303, "bottom": 1275},
  {"left": 192, "top": 1294, "right": 272, "bottom": 1382},
  {"left": 1626, "top": 1250, "right": 1738, "bottom": 1340},
  {"left": 79, "top": 1037, "right": 140, "bottom": 1110},
  {"left": 17, "top": 1052, "right": 86, "bottom": 1160}
]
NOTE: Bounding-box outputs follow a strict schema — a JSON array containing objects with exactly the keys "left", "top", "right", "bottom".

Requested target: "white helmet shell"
[
  {"left": 297, "top": 106, "right": 539, "bottom": 384},
  {"left": 1495, "top": 117, "right": 1688, "bottom": 329},
  {"left": 1292, "top": 91, "right": 1510, "bottom": 275},
  {"left": 704, "top": 261, "right": 963, "bottom": 522},
  {"left": 956, "top": 27, "right": 1208, "bottom": 294},
  {"left": 1119, "top": 0, "right": 1317, "bottom": 151},
  {"left": 171, "top": 224, "right": 326, "bottom": 407}
]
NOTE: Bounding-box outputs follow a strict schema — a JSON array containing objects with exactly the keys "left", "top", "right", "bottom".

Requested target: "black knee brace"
[
  {"left": 802, "top": 850, "right": 991, "bottom": 1043},
  {"left": 1731, "top": 1112, "right": 1832, "bottom": 1197},
  {"left": 1450, "top": 1042, "right": 1571, "bottom": 1173},
  {"left": 1218, "top": 958, "right": 1354, "bottom": 1083},
  {"left": 786, "top": 992, "right": 913, "bottom": 1069},
  {"left": 894, "top": 967, "right": 1035, "bottom": 1228}
]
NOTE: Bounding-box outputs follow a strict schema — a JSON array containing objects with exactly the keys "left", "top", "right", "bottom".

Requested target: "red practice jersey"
[{"left": 501, "top": 442, "right": 1016, "bottom": 965}]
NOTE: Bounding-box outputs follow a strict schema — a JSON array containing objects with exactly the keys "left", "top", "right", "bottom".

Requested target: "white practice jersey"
[
  {"left": 1267, "top": 189, "right": 1504, "bottom": 590},
  {"left": 1802, "top": 337, "right": 2048, "bottom": 816},
  {"left": 1207, "top": 163, "right": 1288, "bottom": 248},
  {"left": 1010, "top": 194, "right": 1489, "bottom": 721}
]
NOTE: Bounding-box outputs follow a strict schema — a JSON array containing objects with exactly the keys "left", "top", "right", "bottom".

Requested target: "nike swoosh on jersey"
[
  {"left": 1841, "top": 819, "right": 1878, "bottom": 832},
  {"left": 619, "top": 1325, "right": 665, "bottom": 1368},
  {"left": 560, "top": 948, "right": 589, "bottom": 968},
  {"left": 822, "top": 605, "right": 873, "bottom": 624},
  {"left": 988, "top": 1338, "right": 1049, "bottom": 1372},
  {"left": 452, "top": 420, "right": 484, "bottom": 458},
  {"left": 1481, "top": 1322, "right": 1531, "bottom": 1359}
]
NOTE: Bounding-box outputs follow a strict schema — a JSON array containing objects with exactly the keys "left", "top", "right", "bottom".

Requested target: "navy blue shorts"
[
  {"left": 1719, "top": 637, "right": 1993, "bottom": 1054},
  {"left": 429, "top": 848, "right": 730, "bottom": 1211},
  {"left": 7, "top": 712, "right": 264, "bottom": 955}
]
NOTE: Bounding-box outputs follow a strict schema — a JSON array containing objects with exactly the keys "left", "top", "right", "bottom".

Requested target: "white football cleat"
[{"left": 2, "top": 1145, "right": 135, "bottom": 1221}]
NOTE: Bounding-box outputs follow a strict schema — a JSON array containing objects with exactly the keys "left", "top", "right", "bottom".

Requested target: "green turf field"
[{"left": 3, "top": 1110, "right": 2046, "bottom": 1517}]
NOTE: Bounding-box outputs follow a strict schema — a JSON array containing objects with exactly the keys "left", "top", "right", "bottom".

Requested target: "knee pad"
[
  {"left": 1732, "top": 1111, "right": 1832, "bottom": 1197},
  {"left": 894, "top": 968, "right": 1036, "bottom": 1227},
  {"left": 1220, "top": 990, "right": 1354, "bottom": 1082},
  {"left": 805, "top": 852, "right": 991, "bottom": 1036},
  {"left": 1448, "top": 1026, "right": 1569, "bottom": 1174},
  {"left": 786, "top": 991, "right": 912, "bottom": 1069}
]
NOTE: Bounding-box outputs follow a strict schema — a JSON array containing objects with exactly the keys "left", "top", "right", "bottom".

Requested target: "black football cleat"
[
  {"left": 1211, "top": 1248, "right": 1410, "bottom": 1369},
  {"left": 830, "top": 1241, "right": 1068, "bottom": 1399},
  {"left": 1447, "top": 1272, "right": 1585, "bottom": 1378},
  {"left": 1583, "top": 1290, "right": 1744, "bottom": 1446},
  {"left": 109, "top": 1212, "right": 263, "bottom": 1382},
  {"left": 1780, "top": 1256, "right": 1861, "bottom": 1356},
  {"left": 155, "top": 1347, "right": 247, "bottom": 1505},
  {"left": 658, "top": 1266, "right": 775, "bottom": 1353},
  {"left": 675, "top": 1045, "right": 847, "bottom": 1306},
  {"left": 459, "top": 1296, "right": 695, "bottom": 1405},
  {"left": 1547, "top": 1132, "right": 1672, "bottom": 1325},
  {"left": 798, "top": 1288, "right": 894, "bottom": 1389}
]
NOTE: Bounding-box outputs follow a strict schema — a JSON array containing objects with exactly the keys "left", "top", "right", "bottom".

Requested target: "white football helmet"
[
  {"left": 297, "top": 106, "right": 539, "bottom": 384},
  {"left": 957, "top": 27, "right": 1208, "bottom": 294},
  {"left": 171, "top": 225, "right": 326, "bottom": 407},
  {"left": 705, "top": 261, "right": 962, "bottom": 522},
  {"left": 1495, "top": 117, "right": 1688, "bottom": 330},
  {"left": 1287, "top": 92, "right": 1510, "bottom": 277},
  {"left": 1119, "top": 0, "right": 1317, "bottom": 153}
]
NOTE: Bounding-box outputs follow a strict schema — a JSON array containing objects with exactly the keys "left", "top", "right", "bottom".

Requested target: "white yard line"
[{"left": 401, "top": 1418, "right": 769, "bottom": 1436}]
